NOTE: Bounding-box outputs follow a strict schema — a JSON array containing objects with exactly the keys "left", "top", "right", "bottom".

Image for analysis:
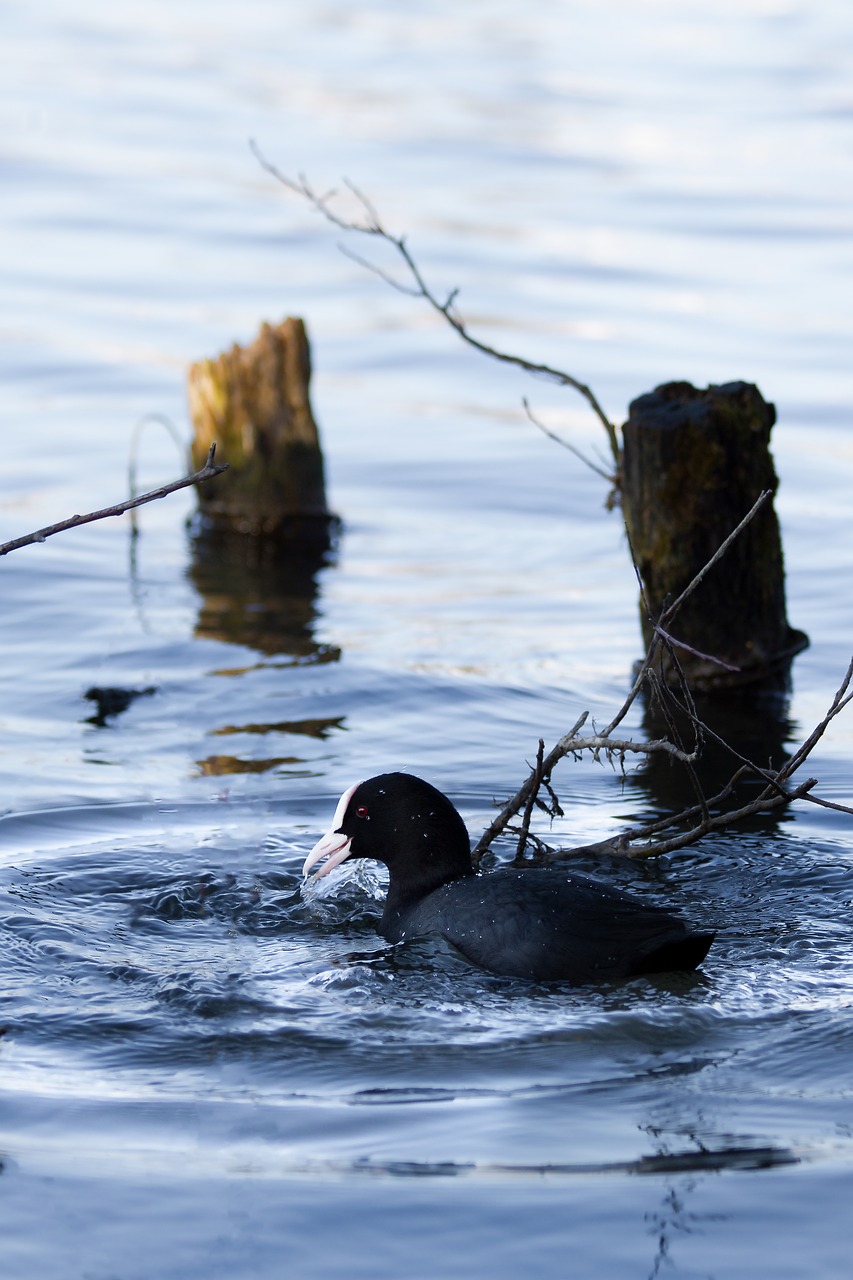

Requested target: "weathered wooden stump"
[
  {"left": 188, "top": 317, "right": 332, "bottom": 540},
  {"left": 622, "top": 380, "right": 807, "bottom": 690}
]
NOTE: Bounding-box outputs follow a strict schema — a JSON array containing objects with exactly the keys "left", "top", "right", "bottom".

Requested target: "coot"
[{"left": 303, "top": 772, "right": 715, "bottom": 983}]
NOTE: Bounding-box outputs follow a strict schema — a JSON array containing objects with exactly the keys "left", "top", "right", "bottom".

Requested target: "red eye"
[{"left": 356, "top": 805, "right": 369, "bottom": 819}]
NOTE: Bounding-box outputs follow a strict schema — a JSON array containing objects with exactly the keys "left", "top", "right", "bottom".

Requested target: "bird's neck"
[{"left": 381, "top": 853, "right": 474, "bottom": 937}]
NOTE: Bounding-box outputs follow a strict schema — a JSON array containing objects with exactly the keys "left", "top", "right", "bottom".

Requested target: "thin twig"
[
  {"left": 659, "top": 490, "right": 771, "bottom": 627},
  {"left": 522, "top": 399, "right": 615, "bottom": 483},
  {"left": 775, "top": 654, "right": 853, "bottom": 783},
  {"left": 515, "top": 738, "right": 545, "bottom": 862},
  {"left": 644, "top": 660, "right": 709, "bottom": 821},
  {"left": 472, "top": 712, "right": 589, "bottom": 863},
  {"left": 0, "top": 444, "right": 227, "bottom": 557},
  {"left": 651, "top": 680, "right": 793, "bottom": 800},
  {"left": 801, "top": 792, "right": 853, "bottom": 817},
  {"left": 556, "top": 778, "right": 819, "bottom": 861},
  {"left": 614, "top": 765, "right": 757, "bottom": 840},
  {"left": 557, "top": 734, "right": 700, "bottom": 763},
  {"left": 599, "top": 531, "right": 664, "bottom": 739},
  {"left": 128, "top": 413, "right": 189, "bottom": 537},
  {"left": 653, "top": 626, "right": 742, "bottom": 673},
  {"left": 472, "top": 728, "right": 701, "bottom": 861},
  {"left": 251, "top": 146, "right": 622, "bottom": 471}
]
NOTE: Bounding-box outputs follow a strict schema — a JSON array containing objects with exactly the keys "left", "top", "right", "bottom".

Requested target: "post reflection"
[
  {"left": 634, "top": 682, "right": 796, "bottom": 828},
  {"left": 189, "top": 523, "right": 339, "bottom": 661},
  {"left": 188, "top": 522, "right": 343, "bottom": 777}
]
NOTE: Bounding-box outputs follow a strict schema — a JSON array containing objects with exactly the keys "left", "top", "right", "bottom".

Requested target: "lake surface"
[{"left": 2, "top": 2, "right": 853, "bottom": 1277}]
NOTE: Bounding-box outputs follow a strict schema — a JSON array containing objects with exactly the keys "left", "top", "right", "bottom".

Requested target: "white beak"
[{"left": 302, "top": 782, "right": 360, "bottom": 880}]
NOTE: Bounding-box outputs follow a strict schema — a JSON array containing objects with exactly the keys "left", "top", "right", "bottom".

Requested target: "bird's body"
[{"left": 303, "top": 772, "right": 715, "bottom": 984}]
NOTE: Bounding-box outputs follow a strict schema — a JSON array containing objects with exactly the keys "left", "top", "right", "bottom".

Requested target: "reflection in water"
[
  {"left": 638, "top": 1121, "right": 797, "bottom": 1278},
  {"left": 189, "top": 522, "right": 340, "bottom": 661},
  {"left": 188, "top": 523, "right": 344, "bottom": 777},
  {"left": 645, "top": 1179, "right": 700, "bottom": 1280},
  {"left": 198, "top": 718, "right": 346, "bottom": 775},
  {"left": 83, "top": 685, "right": 157, "bottom": 727},
  {"left": 207, "top": 650, "right": 340, "bottom": 677},
  {"left": 195, "top": 754, "right": 305, "bottom": 776},
  {"left": 635, "top": 683, "right": 795, "bottom": 824},
  {"left": 211, "top": 717, "right": 344, "bottom": 739}
]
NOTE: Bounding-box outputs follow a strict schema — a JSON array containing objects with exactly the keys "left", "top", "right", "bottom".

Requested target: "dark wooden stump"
[
  {"left": 622, "top": 380, "right": 807, "bottom": 690},
  {"left": 188, "top": 317, "right": 332, "bottom": 540}
]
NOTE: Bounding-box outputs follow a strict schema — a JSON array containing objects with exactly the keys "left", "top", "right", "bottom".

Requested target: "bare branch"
[
  {"left": 801, "top": 792, "right": 853, "bottom": 817},
  {"left": 252, "top": 145, "right": 622, "bottom": 472},
  {"left": 558, "top": 778, "right": 819, "bottom": 862},
  {"left": 472, "top": 712, "right": 588, "bottom": 864},
  {"left": 652, "top": 626, "right": 742, "bottom": 673},
  {"left": 775, "top": 654, "right": 853, "bottom": 783},
  {"left": 659, "top": 490, "right": 771, "bottom": 628},
  {"left": 473, "top": 723, "right": 702, "bottom": 864},
  {"left": 128, "top": 413, "right": 189, "bottom": 536},
  {"left": 472, "top": 493, "right": 851, "bottom": 864},
  {"left": 522, "top": 399, "right": 615, "bottom": 484},
  {"left": 514, "top": 739, "right": 545, "bottom": 862},
  {"left": 0, "top": 444, "right": 227, "bottom": 558},
  {"left": 604, "top": 492, "right": 772, "bottom": 740},
  {"left": 561, "top": 734, "right": 700, "bottom": 764}
]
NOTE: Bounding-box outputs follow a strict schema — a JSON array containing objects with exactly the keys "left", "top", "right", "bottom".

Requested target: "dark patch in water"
[{"left": 83, "top": 686, "right": 157, "bottom": 727}]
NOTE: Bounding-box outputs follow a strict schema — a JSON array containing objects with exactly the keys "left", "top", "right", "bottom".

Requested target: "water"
[{"left": 2, "top": 2, "right": 853, "bottom": 1276}]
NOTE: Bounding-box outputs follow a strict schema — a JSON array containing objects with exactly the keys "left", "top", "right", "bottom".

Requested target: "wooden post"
[
  {"left": 188, "top": 317, "right": 332, "bottom": 539},
  {"left": 622, "top": 380, "right": 807, "bottom": 690}
]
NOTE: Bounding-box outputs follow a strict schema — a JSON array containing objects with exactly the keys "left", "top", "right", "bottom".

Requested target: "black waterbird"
[{"left": 303, "top": 772, "right": 715, "bottom": 984}]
